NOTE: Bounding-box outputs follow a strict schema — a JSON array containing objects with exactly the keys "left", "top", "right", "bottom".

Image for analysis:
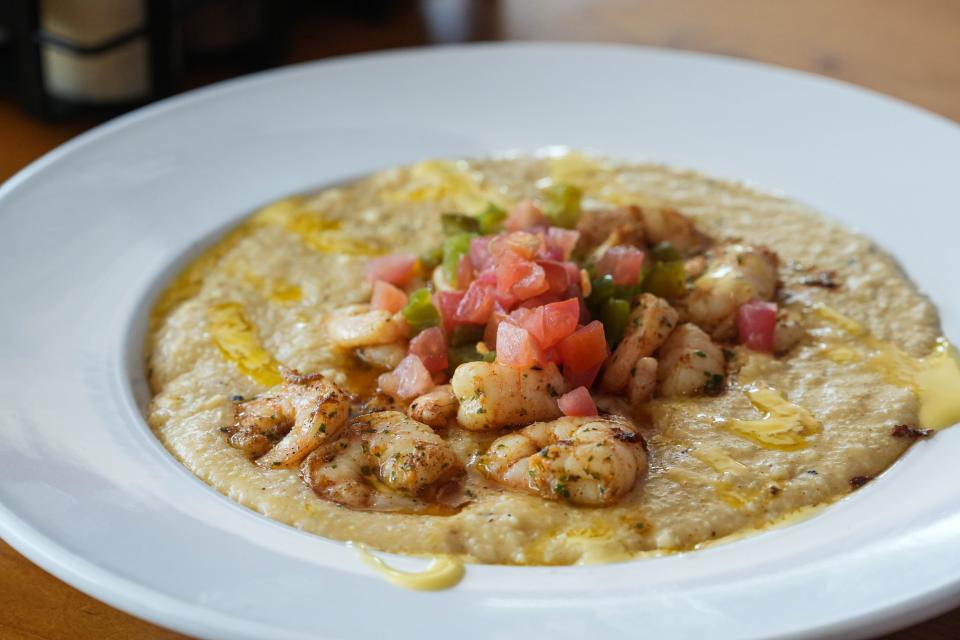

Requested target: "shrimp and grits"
[{"left": 146, "top": 153, "right": 960, "bottom": 569}]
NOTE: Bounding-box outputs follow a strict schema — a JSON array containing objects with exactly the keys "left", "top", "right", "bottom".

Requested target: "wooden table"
[{"left": 1, "top": 1, "right": 957, "bottom": 638}]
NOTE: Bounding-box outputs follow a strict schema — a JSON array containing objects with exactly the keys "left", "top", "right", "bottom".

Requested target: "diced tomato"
[
  {"left": 541, "top": 298, "right": 581, "bottom": 347},
  {"left": 564, "top": 262, "right": 583, "bottom": 297},
  {"left": 490, "top": 231, "right": 542, "bottom": 260},
  {"left": 455, "top": 280, "right": 496, "bottom": 324},
  {"left": 484, "top": 309, "right": 509, "bottom": 349},
  {"left": 519, "top": 292, "right": 564, "bottom": 309},
  {"left": 517, "top": 298, "right": 580, "bottom": 350},
  {"left": 494, "top": 290, "right": 520, "bottom": 312},
  {"left": 563, "top": 362, "right": 601, "bottom": 389},
  {"left": 434, "top": 290, "right": 465, "bottom": 332},
  {"left": 505, "top": 200, "right": 548, "bottom": 231},
  {"left": 469, "top": 237, "right": 494, "bottom": 272},
  {"left": 456, "top": 254, "right": 474, "bottom": 290},
  {"left": 496, "top": 322, "right": 542, "bottom": 367},
  {"left": 409, "top": 327, "right": 448, "bottom": 372},
  {"left": 511, "top": 261, "right": 550, "bottom": 300},
  {"left": 558, "top": 386, "right": 598, "bottom": 417},
  {"left": 596, "top": 246, "right": 647, "bottom": 286},
  {"left": 540, "top": 346, "right": 562, "bottom": 364},
  {"left": 557, "top": 321, "right": 608, "bottom": 372},
  {"left": 738, "top": 300, "right": 777, "bottom": 352},
  {"left": 364, "top": 253, "right": 416, "bottom": 286},
  {"left": 379, "top": 354, "right": 434, "bottom": 401},
  {"left": 494, "top": 250, "right": 524, "bottom": 293},
  {"left": 537, "top": 260, "right": 570, "bottom": 294},
  {"left": 545, "top": 227, "right": 581, "bottom": 261},
  {"left": 370, "top": 280, "right": 408, "bottom": 314}
]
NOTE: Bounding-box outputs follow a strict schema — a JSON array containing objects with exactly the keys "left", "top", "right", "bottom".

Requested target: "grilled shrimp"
[
  {"left": 226, "top": 371, "right": 350, "bottom": 468},
  {"left": 600, "top": 293, "right": 678, "bottom": 392},
  {"left": 326, "top": 304, "right": 408, "bottom": 348},
  {"left": 356, "top": 341, "right": 408, "bottom": 370},
  {"left": 626, "top": 356, "right": 658, "bottom": 408},
  {"left": 685, "top": 243, "right": 779, "bottom": 340},
  {"left": 641, "top": 207, "right": 710, "bottom": 256},
  {"left": 656, "top": 323, "right": 726, "bottom": 397},
  {"left": 576, "top": 206, "right": 647, "bottom": 255},
  {"left": 408, "top": 384, "right": 458, "bottom": 428},
  {"left": 773, "top": 308, "right": 805, "bottom": 354},
  {"left": 478, "top": 416, "right": 647, "bottom": 506},
  {"left": 451, "top": 361, "right": 565, "bottom": 431},
  {"left": 301, "top": 411, "right": 465, "bottom": 513}
]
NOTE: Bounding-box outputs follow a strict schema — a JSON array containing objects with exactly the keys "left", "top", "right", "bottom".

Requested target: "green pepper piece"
[
  {"left": 441, "top": 213, "right": 480, "bottom": 236},
  {"left": 447, "top": 344, "right": 484, "bottom": 374},
  {"left": 450, "top": 324, "right": 485, "bottom": 347},
  {"left": 476, "top": 203, "right": 507, "bottom": 234},
  {"left": 644, "top": 260, "right": 687, "bottom": 298},
  {"left": 587, "top": 273, "right": 616, "bottom": 314},
  {"left": 601, "top": 297, "right": 631, "bottom": 346},
  {"left": 401, "top": 288, "right": 441, "bottom": 335},
  {"left": 482, "top": 350, "right": 496, "bottom": 363},
  {"left": 419, "top": 244, "right": 443, "bottom": 270},
  {"left": 652, "top": 241, "right": 682, "bottom": 263},
  {"left": 540, "top": 182, "right": 582, "bottom": 229},
  {"left": 442, "top": 232, "right": 477, "bottom": 287}
]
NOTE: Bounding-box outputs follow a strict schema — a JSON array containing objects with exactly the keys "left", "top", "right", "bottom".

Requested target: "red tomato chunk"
[
  {"left": 738, "top": 299, "right": 777, "bottom": 352},
  {"left": 557, "top": 321, "right": 608, "bottom": 372},
  {"left": 370, "top": 280, "right": 408, "bottom": 314},
  {"left": 558, "top": 386, "right": 598, "bottom": 417},
  {"left": 409, "top": 327, "right": 448, "bottom": 372},
  {"left": 364, "top": 253, "right": 416, "bottom": 286}
]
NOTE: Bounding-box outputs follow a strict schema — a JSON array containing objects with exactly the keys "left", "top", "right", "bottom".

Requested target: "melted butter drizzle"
[
  {"left": 349, "top": 543, "right": 465, "bottom": 591},
  {"left": 383, "top": 160, "right": 504, "bottom": 211},
  {"left": 721, "top": 386, "right": 820, "bottom": 450},
  {"left": 251, "top": 197, "right": 381, "bottom": 256},
  {"left": 206, "top": 302, "right": 283, "bottom": 387},
  {"left": 815, "top": 305, "right": 960, "bottom": 429}
]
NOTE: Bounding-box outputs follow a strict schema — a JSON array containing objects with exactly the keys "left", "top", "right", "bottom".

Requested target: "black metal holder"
[{"left": 1, "top": 0, "right": 292, "bottom": 120}]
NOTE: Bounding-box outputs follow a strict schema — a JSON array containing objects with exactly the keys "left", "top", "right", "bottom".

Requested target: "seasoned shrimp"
[
  {"left": 773, "top": 308, "right": 805, "bottom": 354},
  {"left": 656, "top": 323, "right": 726, "bottom": 397},
  {"left": 626, "top": 356, "right": 658, "bottom": 408},
  {"left": 356, "top": 341, "right": 408, "bottom": 370},
  {"left": 576, "top": 205, "right": 647, "bottom": 255},
  {"left": 685, "top": 243, "right": 779, "bottom": 340},
  {"left": 478, "top": 416, "right": 647, "bottom": 506},
  {"left": 641, "top": 207, "right": 709, "bottom": 255},
  {"left": 326, "top": 304, "right": 408, "bottom": 348},
  {"left": 451, "top": 361, "right": 565, "bottom": 431},
  {"left": 225, "top": 370, "right": 350, "bottom": 468},
  {"left": 301, "top": 411, "right": 466, "bottom": 513},
  {"left": 600, "top": 293, "right": 678, "bottom": 392},
  {"left": 409, "top": 384, "right": 458, "bottom": 428}
]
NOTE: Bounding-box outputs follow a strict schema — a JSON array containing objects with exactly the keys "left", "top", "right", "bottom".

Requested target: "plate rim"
[{"left": 1, "top": 41, "right": 959, "bottom": 640}]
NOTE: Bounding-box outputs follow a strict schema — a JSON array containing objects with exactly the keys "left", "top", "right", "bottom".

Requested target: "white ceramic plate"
[{"left": 1, "top": 43, "right": 958, "bottom": 640}]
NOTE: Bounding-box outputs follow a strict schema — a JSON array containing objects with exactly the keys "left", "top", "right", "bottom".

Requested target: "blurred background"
[
  {"left": 1, "top": 0, "right": 958, "bottom": 182},
  {"left": 1, "top": 1, "right": 959, "bottom": 638}
]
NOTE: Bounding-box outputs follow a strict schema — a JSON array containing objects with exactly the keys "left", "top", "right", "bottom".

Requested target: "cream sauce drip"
[{"left": 350, "top": 543, "right": 465, "bottom": 591}]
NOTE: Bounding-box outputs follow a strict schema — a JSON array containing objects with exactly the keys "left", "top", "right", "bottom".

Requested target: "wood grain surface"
[{"left": 1, "top": 1, "right": 958, "bottom": 638}]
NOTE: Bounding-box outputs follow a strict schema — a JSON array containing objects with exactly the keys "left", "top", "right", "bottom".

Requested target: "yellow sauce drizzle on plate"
[
  {"left": 350, "top": 543, "right": 465, "bottom": 591},
  {"left": 815, "top": 305, "right": 960, "bottom": 429},
  {"left": 206, "top": 302, "right": 283, "bottom": 387},
  {"left": 722, "top": 386, "right": 821, "bottom": 450}
]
